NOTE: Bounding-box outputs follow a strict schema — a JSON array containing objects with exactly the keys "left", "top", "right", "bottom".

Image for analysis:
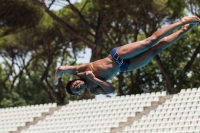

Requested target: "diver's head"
[{"left": 66, "top": 79, "right": 87, "bottom": 95}]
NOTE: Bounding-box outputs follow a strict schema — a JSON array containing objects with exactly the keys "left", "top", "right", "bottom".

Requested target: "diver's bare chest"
[{"left": 91, "top": 62, "right": 118, "bottom": 79}]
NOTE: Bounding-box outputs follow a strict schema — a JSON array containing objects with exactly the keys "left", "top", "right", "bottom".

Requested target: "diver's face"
[{"left": 70, "top": 79, "right": 86, "bottom": 94}]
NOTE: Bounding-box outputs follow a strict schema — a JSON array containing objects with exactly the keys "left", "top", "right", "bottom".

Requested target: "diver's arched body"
[{"left": 54, "top": 16, "right": 200, "bottom": 95}]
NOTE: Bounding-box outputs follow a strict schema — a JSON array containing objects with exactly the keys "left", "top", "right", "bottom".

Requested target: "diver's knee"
[{"left": 141, "top": 35, "right": 158, "bottom": 49}]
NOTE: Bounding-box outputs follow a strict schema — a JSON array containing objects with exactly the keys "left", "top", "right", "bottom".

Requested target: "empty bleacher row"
[
  {"left": 119, "top": 88, "right": 200, "bottom": 133},
  {"left": 20, "top": 91, "right": 166, "bottom": 133},
  {"left": 0, "top": 103, "right": 57, "bottom": 133},
  {"left": 0, "top": 88, "right": 199, "bottom": 133}
]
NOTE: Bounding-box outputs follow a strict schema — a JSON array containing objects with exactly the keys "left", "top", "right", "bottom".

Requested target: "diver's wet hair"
[
  {"left": 66, "top": 79, "right": 78, "bottom": 95},
  {"left": 66, "top": 79, "right": 85, "bottom": 95}
]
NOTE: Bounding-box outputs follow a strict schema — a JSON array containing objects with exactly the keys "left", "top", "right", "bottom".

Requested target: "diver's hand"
[
  {"left": 77, "top": 71, "right": 95, "bottom": 81},
  {"left": 86, "top": 71, "right": 95, "bottom": 80}
]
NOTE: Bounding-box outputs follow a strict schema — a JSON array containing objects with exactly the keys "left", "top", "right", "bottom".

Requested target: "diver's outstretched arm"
[{"left": 54, "top": 65, "right": 77, "bottom": 85}]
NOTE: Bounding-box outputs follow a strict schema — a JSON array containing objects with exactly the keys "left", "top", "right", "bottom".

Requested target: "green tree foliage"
[
  {"left": 0, "top": 0, "right": 43, "bottom": 37},
  {"left": 0, "top": 4, "right": 76, "bottom": 106},
  {"left": 0, "top": 0, "right": 200, "bottom": 107}
]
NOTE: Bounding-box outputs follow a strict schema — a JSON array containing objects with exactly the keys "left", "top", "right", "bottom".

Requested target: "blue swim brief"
[{"left": 110, "top": 47, "right": 129, "bottom": 72}]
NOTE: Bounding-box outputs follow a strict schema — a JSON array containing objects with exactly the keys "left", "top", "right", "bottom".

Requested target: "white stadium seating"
[
  {"left": 0, "top": 103, "right": 57, "bottom": 133},
  {"left": 20, "top": 92, "right": 165, "bottom": 133},
  {"left": 120, "top": 88, "right": 200, "bottom": 133},
  {"left": 1, "top": 88, "right": 200, "bottom": 133}
]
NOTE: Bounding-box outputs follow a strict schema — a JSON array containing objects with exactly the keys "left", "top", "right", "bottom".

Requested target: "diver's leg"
[
  {"left": 127, "top": 23, "right": 197, "bottom": 71},
  {"left": 116, "top": 16, "right": 200, "bottom": 59}
]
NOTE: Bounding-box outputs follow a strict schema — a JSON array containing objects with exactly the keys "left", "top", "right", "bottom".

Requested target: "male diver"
[{"left": 54, "top": 16, "right": 200, "bottom": 95}]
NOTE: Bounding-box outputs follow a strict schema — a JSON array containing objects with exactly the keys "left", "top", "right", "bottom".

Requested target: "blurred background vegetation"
[{"left": 0, "top": 0, "right": 200, "bottom": 107}]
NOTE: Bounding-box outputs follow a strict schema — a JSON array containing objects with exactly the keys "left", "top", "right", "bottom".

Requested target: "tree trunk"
[
  {"left": 154, "top": 55, "right": 175, "bottom": 94},
  {"left": 176, "top": 43, "right": 200, "bottom": 92},
  {"left": 118, "top": 72, "right": 124, "bottom": 95}
]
